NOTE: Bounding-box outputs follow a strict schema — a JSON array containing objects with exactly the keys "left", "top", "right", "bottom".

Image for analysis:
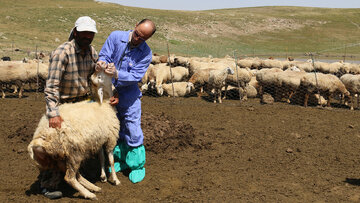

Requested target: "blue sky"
[{"left": 97, "top": 0, "right": 360, "bottom": 11}]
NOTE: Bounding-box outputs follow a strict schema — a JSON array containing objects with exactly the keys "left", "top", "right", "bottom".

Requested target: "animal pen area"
[{"left": 1, "top": 51, "right": 360, "bottom": 202}]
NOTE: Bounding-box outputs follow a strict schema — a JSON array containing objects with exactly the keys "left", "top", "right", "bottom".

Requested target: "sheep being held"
[{"left": 28, "top": 70, "right": 120, "bottom": 200}]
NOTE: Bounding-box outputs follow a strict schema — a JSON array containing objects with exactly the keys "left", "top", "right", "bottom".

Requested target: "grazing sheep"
[
  {"left": 154, "top": 64, "right": 189, "bottom": 95},
  {"left": 290, "top": 60, "right": 314, "bottom": 72},
  {"left": 237, "top": 57, "right": 262, "bottom": 69},
  {"left": 275, "top": 70, "right": 307, "bottom": 103},
  {"left": 255, "top": 68, "right": 283, "bottom": 100},
  {"left": 173, "top": 56, "right": 190, "bottom": 67},
  {"left": 209, "top": 67, "right": 235, "bottom": 103},
  {"left": 261, "top": 59, "right": 284, "bottom": 70},
  {"left": 151, "top": 55, "right": 161, "bottom": 64},
  {"left": 158, "top": 82, "right": 194, "bottom": 97},
  {"left": 187, "top": 59, "right": 231, "bottom": 76},
  {"left": 28, "top": 70, "right": 120, "bottom": 200},
  {"left": 340, "top": 74, "right": 360, "bottom": 110},
  {"left": 223, "top": 67, "right": 252, "bottom": 101},
  {"left": 300, "top": 72, "right": 350, "bottom": 107},
  {"left": 0, "top": 61, "right": 48, "bottom": 98},
  {"left": 186, "top": 68, "right": 217, "bottom": 96}
]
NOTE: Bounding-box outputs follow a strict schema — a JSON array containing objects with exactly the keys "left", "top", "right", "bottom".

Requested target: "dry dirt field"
[{"left": 1, "top": 92, "right": 360, "bottom": 202}]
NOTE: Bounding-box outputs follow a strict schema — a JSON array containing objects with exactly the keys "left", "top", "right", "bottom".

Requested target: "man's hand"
[
  {"left": 109, "top": 96, "right": 119, "bottom": 106},
  {"left": 105, "top": 63, "right": 118, "bottom": 79},
  {"left": 49, "top": 116, "right": 64, "bottom": 129},
  {"left": 96, "top": 60, "right": 107, "bottom": 72}
]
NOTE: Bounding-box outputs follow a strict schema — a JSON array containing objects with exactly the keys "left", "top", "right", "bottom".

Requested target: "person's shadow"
[
  {"left": 26, "top": 176, "right": 77, "bottom": 198},
  {"left": 344, "top": 178, "right": 360, "bottom": 186},
  {"left": 26, "top": 157, "right": 129, "bottom": 199}
]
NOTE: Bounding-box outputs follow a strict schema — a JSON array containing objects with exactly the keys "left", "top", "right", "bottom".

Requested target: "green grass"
[{"left": 1, "top": 0, "right": 360, "bottom": 60}]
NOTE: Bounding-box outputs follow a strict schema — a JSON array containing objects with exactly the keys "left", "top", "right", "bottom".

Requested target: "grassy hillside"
[{"left": 0, "top": 0, "right": 360, "bottom": 60}]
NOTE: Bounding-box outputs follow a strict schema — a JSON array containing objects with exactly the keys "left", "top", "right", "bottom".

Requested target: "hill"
[{"left": 0, "top": 0, "right": 360, "bottom": 60}]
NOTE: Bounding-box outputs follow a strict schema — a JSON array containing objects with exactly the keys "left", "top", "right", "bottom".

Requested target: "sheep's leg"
[
  {"left": 13, "top": 85, "right": 18, "bottom": 94},
  {"left": 326, "top": 94, "right": 331, "bottom": 107},
  {"left": 99, "top": 149, "right": 107, "bottom": 182},
  {"left": 77, "top": 173, "right": 101, "bottom": 192},
  {"left": 357, "top": 94, "right": 359, "bottom": 109},
  {"left": 258, "top": 85, "right": 263, "bottom": 98},
  {"left": 1, "top": 85, "right": 5, "bottom": 98},
  {"left": 223, "top": 85, "right": 228, "bottom": 100},
  {"left": 287, "top": 91, "right": 295, "bottom": 103},
  {"left": 218, "top": 89, "right": 222, "bottom": 104},
  {"left": 18, "top": 82, "right": 24, "bottom": 98},
  {"left": 64, "top": 163, "right": 97, "bottom": 200},
  {"left": 107, "top": 150, "right": 121, "bottom": 185},
  {"left": 350, "top": 93, "right": 354, "bottom": 110},
  {"left": 304, "top": 93, "right": 309, "bottom": 107},
  {"left": 213, "top": 90, "right": 217, "bottom": 103}
]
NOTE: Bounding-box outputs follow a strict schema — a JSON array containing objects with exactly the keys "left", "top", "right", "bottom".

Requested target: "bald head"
[{"left": 131, "top": 19, "right": 156, "bottom": 46}]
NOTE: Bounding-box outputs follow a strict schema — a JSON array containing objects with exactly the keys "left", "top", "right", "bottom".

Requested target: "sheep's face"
[
  {"left": 141, "top": 83, "right": 149, "bottom": 93},
  {"left": 156, "top": 84, "right": 163, "bottom": 96},
  {"left": 91, "top": 70, "right": 113, "bottom": 103},
  {"left": 227, "top": 67, "right": 235, "bottom": 75}
]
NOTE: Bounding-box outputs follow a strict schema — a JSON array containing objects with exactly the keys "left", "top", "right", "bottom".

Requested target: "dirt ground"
[{"left": 1, "top": 92, "right": 360, "bottom": 202}]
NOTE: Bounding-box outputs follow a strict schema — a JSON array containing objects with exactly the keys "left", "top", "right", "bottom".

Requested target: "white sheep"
[
  {"left": 186, "top": 68, "right": 217, "bottom": 96},
  {"left": 27, "top": 70, "right": 120, "bottom": 200},
  {"left": 154, "top": 64, "right": 189, "bottom": 95},
  {"left": 173, "top": 55, "right": 190, "bottom": 67},
  {"left": 300, "top": 72, "right": 350, "bottom": 107},
  {"left": 340, "top": 74, "right": 360, "bottom": 110},
  {"left": 255, "top": 68, "right": 283, "bottom": 100},
  {"left": 209, "top": 67, "right": 235, "bottom": 103},
  {"left": 157, "top": 82, "right": 194, "bottom": 97},
  {"left": 0, "top": 61, "right": 48, "bottom": 98},
  {"left": 187, "top": 59, "right": 232, "bottom": 76},
  {"left": 261, "top": 59, "right": 284, "bottom": 70},
  {"left": 275, "top": 70, "right": 307, "bottom": 103},
  {"left": 237, "top": 57, "right": 262, "bottom": 69},
  {"left": 223, "top": 67, "right": 252, "bottom": 101}
]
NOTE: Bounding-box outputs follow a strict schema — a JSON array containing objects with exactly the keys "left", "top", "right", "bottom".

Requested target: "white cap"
[{"left": 68, "top": 16, "right": 97, "bottom": 41}]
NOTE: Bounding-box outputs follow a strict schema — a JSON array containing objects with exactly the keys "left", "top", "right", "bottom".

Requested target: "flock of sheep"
[
  {"left": 1, "top": 53, "right": 360, "bottom": 110},
  {"left": 0, "top": 55, "right": 49, "bottom": 98},
  {"left": 143, "top": 54, "right": 360, "bottom": 110}
]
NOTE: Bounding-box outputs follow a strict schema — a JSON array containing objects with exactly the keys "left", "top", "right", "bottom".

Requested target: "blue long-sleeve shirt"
[{"left": 99, "top": 30, "right": 152, "bottom": 107}]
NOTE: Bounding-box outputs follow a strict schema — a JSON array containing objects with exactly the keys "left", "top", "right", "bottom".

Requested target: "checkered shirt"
[{"left": 44, "top": 39, "right": 98, "bottom": 118}]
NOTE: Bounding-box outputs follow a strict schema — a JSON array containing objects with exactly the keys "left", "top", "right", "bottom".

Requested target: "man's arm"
[{"left": 44, "top": 50, "right": 67, "bottom": 123}]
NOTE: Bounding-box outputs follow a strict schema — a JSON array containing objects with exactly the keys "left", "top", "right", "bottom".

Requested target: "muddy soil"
[{"left": 1, "top": 92, "right": 360, "bottom": 202}]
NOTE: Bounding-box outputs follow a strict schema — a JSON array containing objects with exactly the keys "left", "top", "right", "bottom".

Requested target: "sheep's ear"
[{"left": 98, "top": 87, "right": 103, "bottom": 104}]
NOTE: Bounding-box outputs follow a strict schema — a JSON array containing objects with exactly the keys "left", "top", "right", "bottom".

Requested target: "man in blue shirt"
[{"left": 97, "top": 19, "right": 156, "bottom": 183}]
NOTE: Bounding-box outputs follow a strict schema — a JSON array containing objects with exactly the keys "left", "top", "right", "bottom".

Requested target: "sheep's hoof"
[
  {"left": 85, "top": 192, "right": 97, "bottom": 200},
  {"left": 91, "top": 186, "right": 102, "bottom": 193},
  {"left": 100, "top": 176, "right": 107, "bottom": 183},
  {"left": 109, "top": 177, "right": 121, "bottom": 186}
]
